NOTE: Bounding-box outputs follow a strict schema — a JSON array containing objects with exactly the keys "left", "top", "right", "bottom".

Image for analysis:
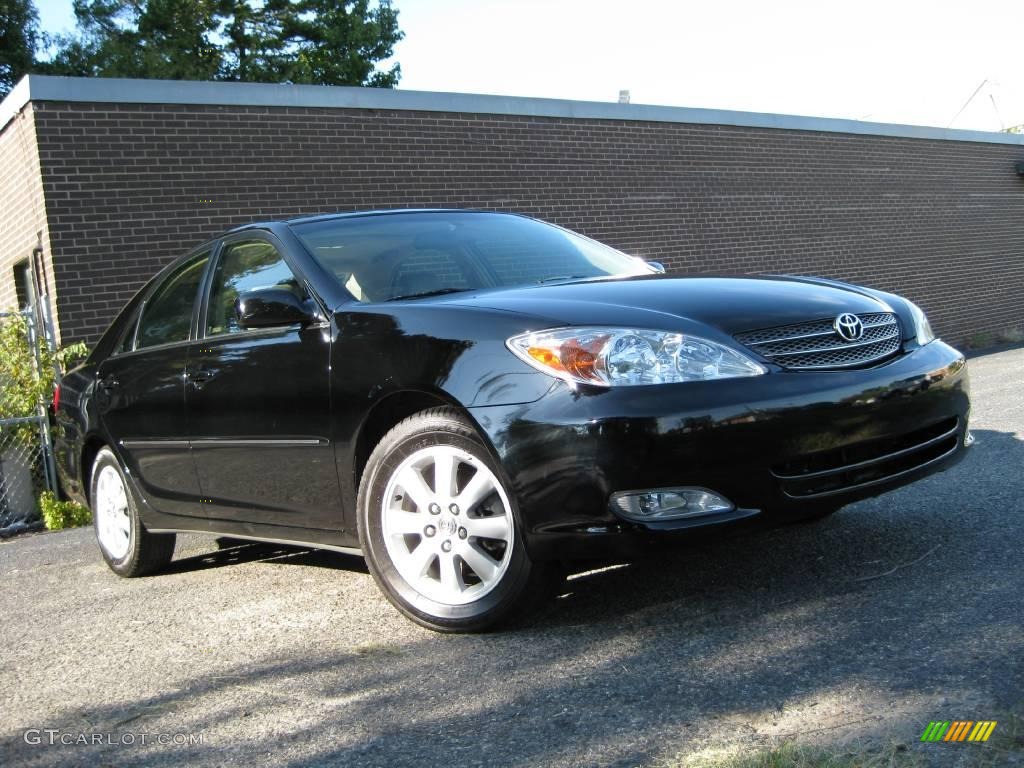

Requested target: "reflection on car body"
[{"left": 55, "top": 210, "right": 971, "bottom": 632}]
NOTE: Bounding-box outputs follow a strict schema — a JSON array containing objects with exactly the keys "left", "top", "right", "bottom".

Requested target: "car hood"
[{"left": 444, "top": 275, "right": 893, "bottom": 336}]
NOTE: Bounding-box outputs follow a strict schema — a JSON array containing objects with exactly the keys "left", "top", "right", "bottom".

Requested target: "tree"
[
  {"left": 46, "top": 0, "right": 221, "bottom": 81},
  {"left": 0, "top": 0, "right": 42, "bottom": 98},
  {"left": 292, "top": 0, "right": 403, "bottom": 87},
  {"left": 47, "top": 0, "right": 403, "bottom": 87},
  {"left": 230, "top": 0, "right": 403, "bottom": 87},
  {"left": 135, "top": 0, "right": 222, "bottom": 80}
]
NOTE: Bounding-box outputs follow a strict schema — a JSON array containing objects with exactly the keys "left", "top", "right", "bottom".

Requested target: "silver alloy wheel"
[
  {"left": 95, "top": 464, "right": 131, "bottom": 560},
  {"left": 381, "top": 445, "right": 515, "bottom": 605}
]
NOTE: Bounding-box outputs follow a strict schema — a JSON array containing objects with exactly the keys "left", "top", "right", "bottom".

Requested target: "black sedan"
[{"left": 55, "top": 210, "right": 971, "bottom": 632}]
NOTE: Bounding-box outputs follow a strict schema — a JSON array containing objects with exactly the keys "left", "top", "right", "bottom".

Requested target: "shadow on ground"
[
  {"left": 2, "top": 429, "right": 1021, "bottom": 768},
  {"left": 162, "top": 538, "right": 369, "bottom": 575}
]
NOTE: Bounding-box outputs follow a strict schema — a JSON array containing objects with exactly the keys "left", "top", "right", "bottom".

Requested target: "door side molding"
[{"left": 189, "top": 438, "right": 328, "bottom": 447}]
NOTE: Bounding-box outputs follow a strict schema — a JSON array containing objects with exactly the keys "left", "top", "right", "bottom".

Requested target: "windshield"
[{"left": 291, "top": 211, "right": 654, "bottom": 302}]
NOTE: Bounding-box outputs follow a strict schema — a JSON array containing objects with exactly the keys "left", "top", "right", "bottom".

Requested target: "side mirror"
[
  {"left": 647, "top": 261, "right": 666, "bottom": 274},
  {"left": 235, "top": 288, "right": 315, "bottom": 329}
]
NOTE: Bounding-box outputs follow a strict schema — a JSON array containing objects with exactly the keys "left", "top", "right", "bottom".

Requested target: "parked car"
[{"left": 54, "top": 210, "right": 971, "bottom": 631}]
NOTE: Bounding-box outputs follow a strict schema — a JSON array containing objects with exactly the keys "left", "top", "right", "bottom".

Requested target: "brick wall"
[
  {"left": 19, "top": 99, "right": 1024, "bottom": 346},
  {"left": 0, "top": 104, "right": 57, "bottom": 330}
]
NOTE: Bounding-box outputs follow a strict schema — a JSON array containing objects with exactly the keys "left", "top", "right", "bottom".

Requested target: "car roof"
[{"left": 227, "top": 208, "right": 511, "bottom": 233}]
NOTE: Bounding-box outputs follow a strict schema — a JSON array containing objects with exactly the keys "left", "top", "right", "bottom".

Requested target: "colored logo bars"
[{"left": 920, "top": 721, "right": 997, "bottom": 742}]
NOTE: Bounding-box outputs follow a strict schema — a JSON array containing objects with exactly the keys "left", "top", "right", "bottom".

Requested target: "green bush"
[
  {"left": 39, "top": 491, "right": 92, "bottom": 530},
  {"left": 0, "top": 313, "right": 88, "bottom": 422},
  {"left": 1, "top": 314, "right": 90, "bottom": 526}
]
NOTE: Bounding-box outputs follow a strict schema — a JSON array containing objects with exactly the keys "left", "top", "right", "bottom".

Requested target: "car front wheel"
[{"left": 358, "top": 408, "right": 555, "bottom": 632}]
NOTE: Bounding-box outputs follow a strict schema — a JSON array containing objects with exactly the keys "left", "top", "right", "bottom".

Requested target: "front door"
[
  {"left": 97, "top": 250, "right": 211, "bottom": 517},
  {"left": 186, "top": 235, "right": 341, "bottom": 529}
]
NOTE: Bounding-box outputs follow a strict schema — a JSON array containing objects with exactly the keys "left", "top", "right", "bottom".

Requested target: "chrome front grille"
[{"left": 735, "top": 312, "right": 902, "bottom": 370}]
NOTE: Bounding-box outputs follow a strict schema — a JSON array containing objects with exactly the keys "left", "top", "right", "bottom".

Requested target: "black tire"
[
  {"left": 90, "top": 447, "right": 176, "bottom": 577},
  {"left": 357, "top": 407, "right": 556, "bottom": 632}
]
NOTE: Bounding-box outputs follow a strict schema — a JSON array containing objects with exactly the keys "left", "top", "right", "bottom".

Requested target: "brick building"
[{"left": 1, "top": 75, "right": 1022, "bottom": 347}]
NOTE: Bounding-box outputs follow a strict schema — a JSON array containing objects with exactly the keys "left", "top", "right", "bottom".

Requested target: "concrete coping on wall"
[{"left": 3, "top": 74, "right": 1024, "bottom": 147}]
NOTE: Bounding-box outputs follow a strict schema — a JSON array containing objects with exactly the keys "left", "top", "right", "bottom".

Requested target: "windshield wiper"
[
  {"left": 386, "top": 288, "right": 471, "bottom": 301},
  {"left": 536, "top": 274, "right": 590, "bottom": 284}
]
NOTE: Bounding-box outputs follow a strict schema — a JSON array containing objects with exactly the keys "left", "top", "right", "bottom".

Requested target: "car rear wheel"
[
  {"left": 91, "top": 447, "right": 176, "bottom": 577},
  {"left": 358, "top": 407, "right": 555, "bottom": 632}
]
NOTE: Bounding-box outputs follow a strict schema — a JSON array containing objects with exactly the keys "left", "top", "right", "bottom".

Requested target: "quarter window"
[
  {"left": 135, "top": 252, "right": 209, "bottom": 349},
  {"left": 206, "top": 240, "right": 305, "bottom": 336}
]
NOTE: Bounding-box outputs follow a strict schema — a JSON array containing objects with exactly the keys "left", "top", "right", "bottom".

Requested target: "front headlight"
[
  {"left": 506, "top": 327, "right": 766, "bottom": 387},
  {"left": 906, "top": 300, "right": 936, "bottom": 345}
]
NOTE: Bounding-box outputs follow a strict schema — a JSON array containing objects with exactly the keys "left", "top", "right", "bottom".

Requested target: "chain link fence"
[
  {"left": 0, "top": 415, "right": 50, "bottom": 527},
  {"left": 0, "top": 305, "right": 59, "bottom": 533}
]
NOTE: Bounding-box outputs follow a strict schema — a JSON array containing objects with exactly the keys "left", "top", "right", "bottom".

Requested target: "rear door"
[
  {"left": 97, "top": 249, "right": 211, "bottom": 517},
  {"left": 186, "top": 233, "right": 341, "bottom": 529}
]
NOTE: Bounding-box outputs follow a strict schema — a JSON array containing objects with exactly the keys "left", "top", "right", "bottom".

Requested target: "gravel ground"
[{"left": 1, "top": 346, "right": 1022, "bottom": 768}]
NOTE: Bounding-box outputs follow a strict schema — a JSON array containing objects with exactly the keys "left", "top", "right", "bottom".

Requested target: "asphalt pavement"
[{"left": 1, "top": 345, "right": 1022, "bottom": 767}]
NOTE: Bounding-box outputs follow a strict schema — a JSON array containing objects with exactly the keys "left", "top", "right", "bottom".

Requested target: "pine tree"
[
  {"left": 0, "top": 0, "right": 42, "bottom": 98},
  {"left": 46, "top": 0, "right": 403, "bottom": 88}
]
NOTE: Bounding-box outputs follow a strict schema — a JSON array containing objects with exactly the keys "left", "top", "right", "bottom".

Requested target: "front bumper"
[{"left": 469, "top": 340, "right": 971, "bottom": 561}]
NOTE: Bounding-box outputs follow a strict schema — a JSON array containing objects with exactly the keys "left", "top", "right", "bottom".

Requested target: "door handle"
[{"left": 187, "top": 369, "right": 216, "bottom": 389}]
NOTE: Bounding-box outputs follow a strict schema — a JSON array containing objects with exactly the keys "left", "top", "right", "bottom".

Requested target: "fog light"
[{"left": 610, "top": 487, "right": 734, "bottom": 521}]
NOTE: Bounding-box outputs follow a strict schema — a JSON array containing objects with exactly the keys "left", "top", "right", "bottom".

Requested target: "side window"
[
  {"left": 135, "top": 252, "right": 210, "bottom": 350},
  {"left": 206, "top": 240, "right": 304, "bottom": 336}
]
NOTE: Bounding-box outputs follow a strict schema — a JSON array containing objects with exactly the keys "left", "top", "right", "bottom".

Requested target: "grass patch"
[
  {"left": 665, "top": 741, "right": 923, "bottom": 768},
  {"left": 38, "top": 491, "right": 91, "bottom": 530},
  {"left": 666, "top": 713, "right": 1023, "bottom": 768},
  {"left": 965, "top": 711, "right": 1024, "bottom": 767}
]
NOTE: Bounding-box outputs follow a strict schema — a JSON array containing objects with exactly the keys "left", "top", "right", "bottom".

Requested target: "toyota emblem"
[{"left": 834, "top": 313, "right": 864, "bottom": 341}]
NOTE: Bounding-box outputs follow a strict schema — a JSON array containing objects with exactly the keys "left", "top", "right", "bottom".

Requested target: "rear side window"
[
  {"left": 205, "top": 240, "right": 304, "bottom": 336},
  {"left": 135, "top": 252, "right": 210, "bottom": 349}
]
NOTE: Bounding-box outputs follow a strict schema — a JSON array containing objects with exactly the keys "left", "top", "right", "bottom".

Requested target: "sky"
[{"left": 33, "top": 0, "right": 1024, "bottom": 133}]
